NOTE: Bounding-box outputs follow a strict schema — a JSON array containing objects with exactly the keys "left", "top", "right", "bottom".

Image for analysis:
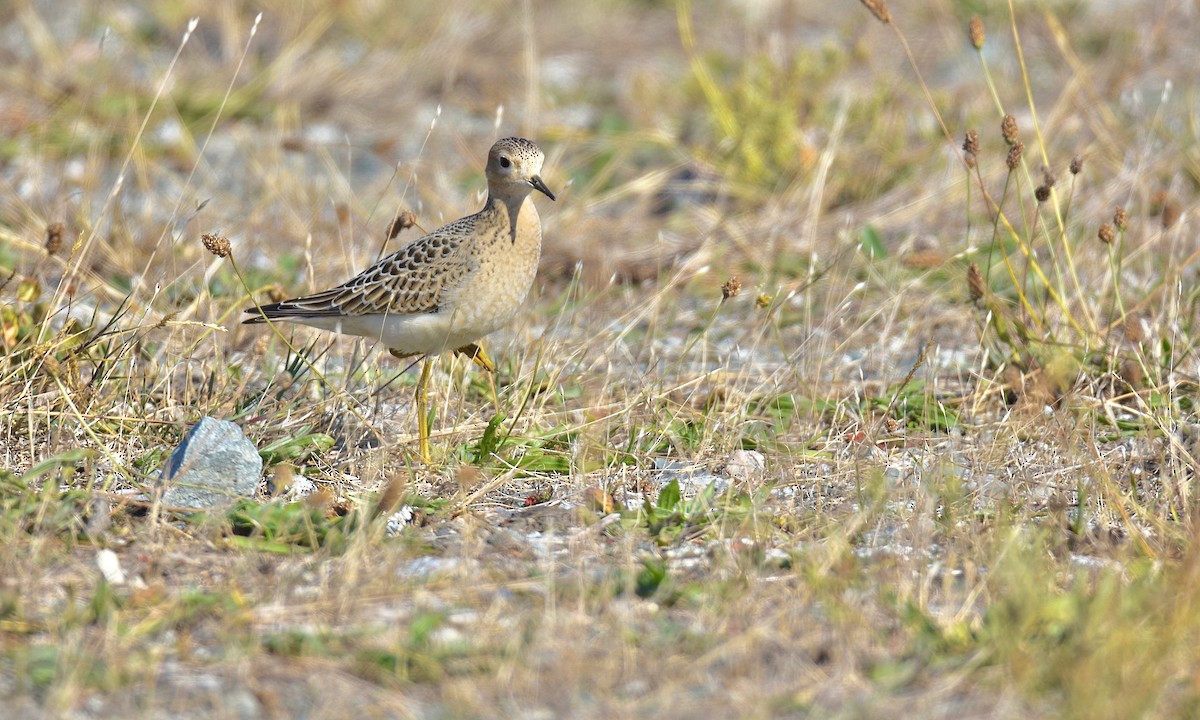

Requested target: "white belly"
[{"left": 296, "top": 306, "right": 514, "bottom": 355}]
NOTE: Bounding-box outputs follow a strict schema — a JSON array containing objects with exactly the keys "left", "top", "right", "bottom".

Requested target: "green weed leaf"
[
  {"left": 472, "top": 413, "right": 506, "bottom": 464},
  {"left": 258, "top": 432, "right": 335, "bottom": 466},
  {"left": 657, "top": 478, "right": 681, "bottom": 511},
  {"left": 859, "top": 225, "right": 886, "bottom": 259}
]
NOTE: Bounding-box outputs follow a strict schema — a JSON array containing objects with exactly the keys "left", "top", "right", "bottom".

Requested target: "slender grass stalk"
[
  {"left": 226, "top": 249, "right": 388, "bottom": 448},
  {"left": 47, "top": 19, "right": 200, "bottom": 329},
  {"left": 1005, "top": 0, "right": 1093, "bottom": 334}
]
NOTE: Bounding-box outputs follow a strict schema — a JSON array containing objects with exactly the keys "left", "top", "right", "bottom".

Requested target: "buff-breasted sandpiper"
[{"left": 243, "top": 137, "right": 555, "bottom": 462}]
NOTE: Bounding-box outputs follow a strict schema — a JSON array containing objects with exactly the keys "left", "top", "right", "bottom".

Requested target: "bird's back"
[
  {"left": 241, "top": 135, "right": 553, "bottom": 357},
  {"left": 244, "top": 212, "right": 485, "bottom": 321}
]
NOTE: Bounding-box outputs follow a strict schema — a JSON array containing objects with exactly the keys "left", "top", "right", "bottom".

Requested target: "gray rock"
[
  {"left": 160, "top": 417, "right": 262, "bottom": 509},
  {"left": 653, "top": 458, "right": 729, "bottom": 496}
]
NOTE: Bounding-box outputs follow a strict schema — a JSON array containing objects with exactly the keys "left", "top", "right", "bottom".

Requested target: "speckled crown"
[{"left": 490, "top": 137, "right": 543, "bottom": 160}]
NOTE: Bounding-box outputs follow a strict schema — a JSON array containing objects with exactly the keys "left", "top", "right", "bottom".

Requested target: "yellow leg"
[
  {"left": 416, "top": 357, "right": 433, "bottom": 464},
  {"left": 454, "top": 343, "right": 496, "bottom": 372},
  {"left": 455, "top": 343, "right": 499, "bottom": 411},
  {"left": 393, "top": 346, "right": 495, "bottom": 461}
]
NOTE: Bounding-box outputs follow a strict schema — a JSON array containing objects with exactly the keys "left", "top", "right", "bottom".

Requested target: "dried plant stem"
[
  {"left": 137, "top": 14, "right": 265, "bottom": 292},
  {"left": 1005, "top": 0, "right": 1093, "bottom": 334},
  {"left": 1107, "top": 233, "right": 1128, "bottom": 328},
  {"left": 873, "top": 13, "right": 1082, "bottom": 338},
  {"left": 886, "top": 26, "right": 953, "bottom": 151},
  {"left": 47, "top": 19, "right": 200, "bottom": 331},
  {"left": 974, "top": 47, "right": 1006, "bottom": 120},
  {"left": 971, "top": 9, "right": 1096, "bottom": 340},
  {"left": 229, "top": 253, "right": 388, "bottom": 450}
]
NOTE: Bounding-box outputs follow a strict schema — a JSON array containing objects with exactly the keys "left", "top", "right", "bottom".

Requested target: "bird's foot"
[{"left": 454, "top": 343, "right": 496, "bottom": 373}]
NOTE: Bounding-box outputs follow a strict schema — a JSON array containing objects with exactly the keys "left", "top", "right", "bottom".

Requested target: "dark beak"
[{"left": 529, "top": 175, "right": 556, "bottom": 201}]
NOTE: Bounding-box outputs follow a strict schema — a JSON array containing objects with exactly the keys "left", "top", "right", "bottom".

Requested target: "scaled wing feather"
[{"left": 252, "top": 220, "right": 475, "bottom": 319}]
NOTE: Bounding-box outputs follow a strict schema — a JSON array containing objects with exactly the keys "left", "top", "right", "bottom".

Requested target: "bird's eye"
[{"left": 499, "top": 156, "right": 511, "bottom": 168}]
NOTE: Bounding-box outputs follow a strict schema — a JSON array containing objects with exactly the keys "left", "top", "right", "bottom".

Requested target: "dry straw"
[
  {"left": 1098, "top": 223, "right": 1116, "bottom": 245},
  {"left": 1000, "top": 114, "right": 1019, "bottom": 145},
  {"left": 721, "top": 276, "right": 742, "bottom": 301},
  {"left": 1035, "top": 165, "right": 1055, "bottom": 202},
  {"left": 1162, "top": 199, "right": 1181, "bottom": 229},
  {"left": 44, "top": 222, "right": 64, "bottom": 255},
  {"left": 962, "top": 130, "right": 979, "bottom": 155},
  {"left": 1006, "top": 141, "right": 1024, "bottom": 170},
  {"left": 968, "top": 16, "right": 985, "bottom": 49},
  {"left": 1113, "top": 206, "right": 1128, "bottom": 231},
  {"left": 387, "top": 210, "right": 418, "bottom": 240},
  {"left": 201, "top": 233, "right": 232, "bottom": 258},
  {"left": 967, "top": 263, "right": 986, "bottom": 302},
  {"left": 962, "top": 130, "right": 979, "bottom": 167},
  {"left": 1042, "top": 166, "right": 1057, "bottom": 189},
  {"left": 860, "top": 0, "right": 891, "bottom": 24}
]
